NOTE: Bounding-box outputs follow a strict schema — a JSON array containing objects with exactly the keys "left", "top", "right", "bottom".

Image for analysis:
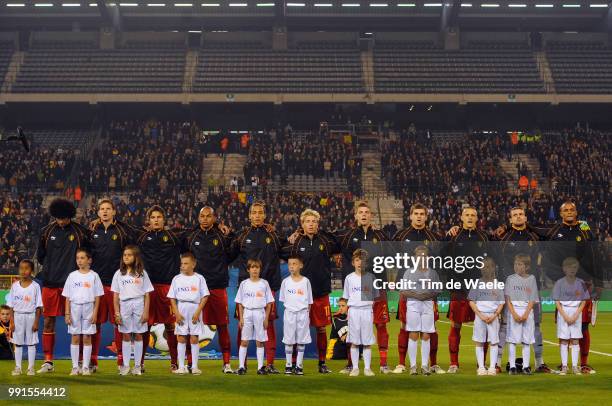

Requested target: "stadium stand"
[
  {"left": 546, "top": 41, "right": 612, "bottom": 94},
  {"left": 12, "top": 41, "right": 185, "bottom": 93},
  {"left": 373, "top": 41, "right": 545, "bottom": 93},
  {"left": 0, "top": 41, "right": 13, "bottom": 87}
]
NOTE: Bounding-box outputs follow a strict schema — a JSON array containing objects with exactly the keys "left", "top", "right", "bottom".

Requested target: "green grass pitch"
[{"left": 2, "top": 313, "right": 610, "bottom": 405}]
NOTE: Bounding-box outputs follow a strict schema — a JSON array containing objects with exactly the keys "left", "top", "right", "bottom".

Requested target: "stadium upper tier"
[{"left": 1, "top": 38, "right": 611, "bottom": 97}]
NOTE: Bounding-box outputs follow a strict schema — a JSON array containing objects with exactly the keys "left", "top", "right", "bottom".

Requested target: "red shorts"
[
  {"left": 447, "top": 292, "right": 475, "bottom": 323},
  {"left": 582, "top": 299, "right": 593, "bottom": 322},
  {"left": 202, "top": 289, "right": 229, "bottom": 326},
  {"left": 97, "top": 285, "right": 116, "bottom": 324},
  {"left": 310, "top": 295, "right": 331, "bottom": 328},
  {"left": 42, "top": 287, "right": 65, "bottom": 317},
  {"left": 148, "top": 284, "right": 175, "bottom": 325},
  {"left": 373, "top": 295, "right": 390, "bottom": 324},
  {"left": 397, "top": 296, "right": 439, "bottom": 323}
]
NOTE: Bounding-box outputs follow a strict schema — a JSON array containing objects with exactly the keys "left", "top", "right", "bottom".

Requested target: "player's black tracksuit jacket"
[
  {"left": 136, "top": 228, "right": 183, "bottom": 285},
  {"left": 336, "top": 225, "right": 388, "bottom": 282},
  {"left": 90, "top": 219, "right": 135, "bottom": 285}
]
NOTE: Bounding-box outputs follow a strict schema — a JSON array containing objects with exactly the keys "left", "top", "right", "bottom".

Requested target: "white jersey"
[
  {"left": 235, "top": 278, "right": 274, "bottom": 310},
  {"left": 62, "top": 270, "right": 104, "bottom": 304},
  {"left": 7, "top": 280, "right": 43, "bottom": 313},
  {"left": 504, "top": 273, "right": 539, "bottom": 307},
  {"left": 167, "top": 273, "right": 210, "bottom": 303},
  {"left": 111, "top": 270, "right": 154, "bottom": 301},
  {"left": 468, "top": 283, "right": 505, "bottom": 313},
  {"left": 279, "top": 276, "right": 313, "bottom": 312},
  {"left": 342, "top": 272, "right": 377, "bottom": 308},
  {"left": 552, "top": 277, "right": 590, "bottom": 307},
  {"left": 401, "top": 268, "right": 442, "bottom": 300}
]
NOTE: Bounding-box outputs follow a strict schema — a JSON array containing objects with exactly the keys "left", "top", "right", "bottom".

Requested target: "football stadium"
[{"left": 0, "top": 2, "right": 610, "bottom": 405}]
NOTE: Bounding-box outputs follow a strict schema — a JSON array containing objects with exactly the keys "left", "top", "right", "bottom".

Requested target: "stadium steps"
[
  {"left": 223, "top": 153, "right": 247, "bottom": 183},
  {"left": 498, "top": 158, "right": 521, "bottom": 191},
  {"left": 268, "top": 176, "right": 348, "bottom": 193},
  {"left": 377, "top": 198, "right": 404, "bottom": 230},
  {"left": 361, "top": 151, "right": 387, "bottom": 197},
  {"left": 361, "top": 49, "right": 374, "bottom": 94},
  {"left": 183, "top": 49, "right": 198, "bottom": 93},
  {"left": 1, "top": 51, "right": 23, "bottom": 93},
  {"left": 201, "top": 155, "right": 225, "bottom": 189},
  {"left": 515, "top": 153, "right": 550, "bottom": 193},
  {"left": 535, "top": 51, "right": 556, "bottom": 93}
]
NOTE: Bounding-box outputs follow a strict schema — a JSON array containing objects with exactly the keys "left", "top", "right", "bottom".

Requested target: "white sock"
[
  {"left": 296, "top": 345, "right": 305, "bottom": 368},
  {"left": 239, "top": 345, "right": 247, "bottom": 369},
  {"left": 536, "top": 357, "right": 544, "bottom": 368},
  {"left": 350, "top": 346, "right": 360, "bottom": 370},
  {"left": 363, "top": 347, "right": 372, "bottom": 370},
  {"left": 191, "top": 343, "right": 199, "bottom": 369},
  {"left": 27, "top": 345, "right": 36, "bottom": 370},
  {"left": 408, "top": 339, "right": 418, "bottom": 368},
  {"left": 489, "top": 344, "right": 498, "bottom": 370},
  {"left": 177, "top": 342, "right": 186, "bottom": 369},
  {"left": 71, "top": 344, "right": 80, "bottom": 368},
  {"left": 256, "top": 346, "right": 265, "bottom": 370},
  {"left": 122, "top": 341, "right": 132, "bottom": 367},
  {"left": 14, "top": 346, "right": 22, "bottom": 369},
  {"left": 509, "top": 343, "right": 516, "bottom": 368},
  {"left": 285, "top": 345, "right": 293, "bottom": 367},
  {"left": 421, "top": 340, "right": 430, "bottom": 368},
  {"left": 571, "top": 344, "right": 579, "bottom": 368},
  {"left": 83, "top": 345, "right": 92, "bottom": 369},
  {"left": 560, "top": 343, "right": 568, "bottom": 367},
  {"left": 476, "top": 346, "right": 485, "bottom": 369},
  {"left": 522, "top": 344, "right": 531, "bottom": 369},
  {"left": 134, "top": 340, "right": 143, "bottom": 367}
]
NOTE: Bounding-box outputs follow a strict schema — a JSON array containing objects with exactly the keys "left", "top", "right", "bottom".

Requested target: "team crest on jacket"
[
  {"left": 69, "top": 234, "right": 75, "bottom": 241},
  {"left": 319, "top": 244, "right": 324, "bottom": 251},
  {"left": 424, "top": 239, "right": 429, "bottom": 245},
  {"left": 213, "top": 239, "right": 219, "bottom": 246},
  {"left": 373, "top": 238, "right": 378, "bottom": 243},
  {"left": 163, "top": 235, "right": 169, "bottom": 242},
  {"left": 576, "top": 236, "right": 582, "bottom": 242},
  {"left": 112, "top": 234, "right": 118, "bottom": 240},
  {"left": 265, "top": 237, "right": 271, "bottom": 244}
]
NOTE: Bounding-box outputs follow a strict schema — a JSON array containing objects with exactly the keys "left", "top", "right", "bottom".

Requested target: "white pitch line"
[{"left": 438, "top": 320, "right": 612, "bottom": 357}]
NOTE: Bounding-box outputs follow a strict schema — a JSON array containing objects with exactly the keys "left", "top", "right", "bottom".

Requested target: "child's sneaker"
[
  {"left": 285, "top": 366, "right": 293, "bottom": 375},
  {"left": 379, "top": 365, "right": 391, "bottom": 374},
  {"left": 131, "top": 366, "right": 142, "bottom": 376},
  {"left": 508, "top": 367, "right": 517, "bottom": 375},
  {"left": 421, "top": 366, "right": 431, "bottom": 376},
  {"left": 410, "top": 366, "right": 418, "bottom": 375},
  {"left": 222, "top": 364, "right": 233, "bottom": 374},
  {"left": 338, "top": 366, "right": 352, "bottom": 374},
  {"left": 447, "top": 365, "right": 459, "bottom": 374},
  {"left": 119, "top": 366, "right": 131, "bottom": 376},
  {"left": 559, "top": 366, "right": 568, "bottom": 376},
  {"left": 294, "top": 366, "right": 304, "bottom": 376},
  {"left": 522, "top": 367, "right": 532, "bottom": 375},
  {"left": 11, "top": 367, "right": 22, "bottom": 376},
  {"left": 37, "top": 362, "right": 54, "bottom": 374},
  {"left": 431, "top": 365, "right": 446, "bottom": 374},
  {"left": 191, "top": 368, "right": 202, "bottom": 376},
  {"left": 69, "top": 367, "right": 80, "bottom": 376},
  {"left": 257, "top": 367, "right": 267, "bottom": 375},
  {"left": 487, "top": 367, "right": 497, "bottom": 376},
  {"left": 172, "top": 366, "right": 188, "bottom": 375},
  {"left": 572, "top": 366, "right": 582, "bottom": 375},
  {"left": 364, "top": 369, "right": 375, "bottom": 377},
  {"left": 392, "top": 364, "right": 406, "bottom": 374},
  {"left": 81, "top": 367, "right": 91, "bottom": 376},
  {"left": 477, "top": 367, "right": 488, "bottom": 376},
  {"left": 349, "top": 368, "right": 360, "bottom": 377},
  {"left": 235, "top": 367, "right": 247, "bottom": 375}
]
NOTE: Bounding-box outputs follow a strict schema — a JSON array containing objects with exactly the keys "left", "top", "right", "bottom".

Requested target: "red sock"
[
  {"left": 166, "top": 328, "right": 178, "bottom": 366},
  {"left": 114, "top": 326, "right": 123, "bottom": 366},
  {"left": 376, "top": 324, "right": 389, "bottom": 367},
  {"left": 579, "top": 324, "right": 590, "bottom": 366},
  {"left": 218, "top": 325, "right": 231, "bottom": 365},
  {"left": 398, "top": 329, "right": 408, "bottom": 366},
  {"left": 42, "top": 332, "right": 55, "bottom": 362},
  {"left": 429, "top": 331, "right": 438, "bottom": 366},
  {"left": 448, "top": 326, "right": 461, "bottom": 366},
  {"left": 90, "top": 325, "right": 101, "bottom": 366},
  {"left": 141, "top": 330, "right": 149, "bottom": 366},
  {"left": 266, "top": 321, "right": 276, "bottom": 366},
  {"left": 316, "top": 330, "right": 327, "bottom": 362}
]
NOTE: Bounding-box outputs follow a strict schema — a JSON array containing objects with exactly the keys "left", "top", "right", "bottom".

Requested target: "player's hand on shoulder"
[
  {"left": 218, "top": 222, "right": 231, "bottom": 235},
  {"left": 447, "top": 226, "right": 460, "bottom": 237},
  {"left": 494, "top": 225, "right": 506, "bottom": 238},
  {"left": 288, "top": 229, "right": 300, "bottom": 244},
  {"left": 264, "top": 223, "right": 276, "bottom": 233}
]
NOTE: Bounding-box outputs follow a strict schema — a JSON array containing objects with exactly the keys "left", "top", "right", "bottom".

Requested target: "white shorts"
[
  {"left": 406, "top": 300, "right": 436, "bottom": 334},
  {"left": 242, "top": 308, "right": 268, "bottom": 342},
  {"left": 506, "top": 306, "right": 535, "bottom": 344},
  {"left": 557, "top": 304, "right": 583, "bottom": 340},
  {"left": 12, "top": 312, "right": 39, "bottom": 346},
  {"left": 118, "top": 298, "right": 148, "bottom": 334},
  {"left": 68, "top": 302, "right": 97, "bottom": 335},
  {"left": 175, "top": 301, "right": 203, "bottom": 336},
  {"left": 282, "top": 308, "right": 311, "bottom": 345},
  {"left": 472, "top": 312, "right": 500, "bottom": 344},
  {"left": 347, "top": 306, "right": 376, "bottom": 346}
]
